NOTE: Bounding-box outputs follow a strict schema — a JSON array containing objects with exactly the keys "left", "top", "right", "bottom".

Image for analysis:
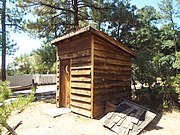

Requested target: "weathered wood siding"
[
  {"left": 93, "top": 36, "right": 132, "bottom": 118},
  {"left": 56, "top": 33, "right": 92, "bottom": 117},
  {"left": 54, "top": 28, "right": 134, "bottom": 118}
]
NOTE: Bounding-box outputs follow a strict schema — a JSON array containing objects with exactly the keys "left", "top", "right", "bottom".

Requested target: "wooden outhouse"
[{"left": 51, "top": 26, "right": 135, "bottom": 118}]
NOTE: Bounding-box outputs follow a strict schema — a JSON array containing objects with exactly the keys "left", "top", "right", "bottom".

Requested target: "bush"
[
  {"left": 134, "top": 75, "right": 180, "bottom": 111},
  {"left": 163, "top": 75, "right": 180, "bottom": 108},
  {"left": 0, "top": 81, "right": 35, "bottom": 134}
]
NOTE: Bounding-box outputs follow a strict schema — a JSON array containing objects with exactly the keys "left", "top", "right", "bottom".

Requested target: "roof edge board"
[
  {"left": 51, "top": 26, "right": 135, "bottom": 57},
  {"left": 51, "top": 26, "right": 91, "bottom": 45}
]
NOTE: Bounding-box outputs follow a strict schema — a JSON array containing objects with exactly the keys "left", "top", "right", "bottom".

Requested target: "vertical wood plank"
[
  {"left": 56, "top": 48, "right": 60, "bottom": 107},
  {"left": 69, "top": 59, "right": 72, "bottom": 109},
  {"left": 91, "top": 34, "right": 94, "bottom": 118}
]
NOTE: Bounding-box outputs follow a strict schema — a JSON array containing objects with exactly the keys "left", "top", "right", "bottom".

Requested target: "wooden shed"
[{"left": 51, "top": 26, "right": 135, "bottom": 118}]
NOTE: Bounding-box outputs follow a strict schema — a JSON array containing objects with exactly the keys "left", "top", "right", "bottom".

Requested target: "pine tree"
[
  {"left": 130, "top": 6, "right": 160, "bottom": 86},
  {"left": 107, "top": 0, "right": 137, "bottom": 45},
  {"left": 158, "top": 0, "right": 180, "bottom": 75},
  {"left": 1, "top": 0, "right": 7, "bottom": 81},
  {"left": 0, "top": 0, "right": 25, "bottom": 80},
  {"left": 17, "top": 0, "right": 110, "bottom": 40}
]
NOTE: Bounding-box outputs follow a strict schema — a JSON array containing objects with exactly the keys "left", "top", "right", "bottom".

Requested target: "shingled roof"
[{"left": 101, "top": 99, "right": 156, "bottom": 135}]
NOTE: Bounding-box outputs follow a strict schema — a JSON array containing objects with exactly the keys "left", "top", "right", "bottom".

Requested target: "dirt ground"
[{"left": 2, "top": 101, "right": 180, "bottom": 135}]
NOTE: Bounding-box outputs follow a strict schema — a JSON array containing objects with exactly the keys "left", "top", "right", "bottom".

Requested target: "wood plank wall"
[
  {"left": 93, "top": 36, "right": 132, "bottom": 118},
  {"left": 56, "top": 33, "right": 93, "bottom": 117},
  {"left": 56, "top": 48, "right": 60, "bottom": 107}
]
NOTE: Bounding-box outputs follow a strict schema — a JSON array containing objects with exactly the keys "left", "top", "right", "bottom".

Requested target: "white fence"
[{"left": 7, "top": 74, "right": 56, "bottom": 86}]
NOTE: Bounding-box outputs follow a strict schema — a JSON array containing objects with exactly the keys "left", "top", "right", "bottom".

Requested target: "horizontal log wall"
[
  {"left": 93, "top": 36, "right": 132, "bottom": 118},
  {"left": 57, "top": 33, "right": 92, "bottom": 117},
  {"left": 71, "top": 56, "right": 92, "bottom": 117}
]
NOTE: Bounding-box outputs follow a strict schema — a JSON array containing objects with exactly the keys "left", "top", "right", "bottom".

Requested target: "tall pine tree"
[
  {"left": 0, "top": 0, "right": 24, "bottom": 80},
  {"left": 158, "top": 0, "right": 180, "bottom": 75},
  {"left": 17, "top": 0, "right": 109, "bottom": 41},
  {"left": 1, "top": 0, "right": 7, "bottom": 81}
]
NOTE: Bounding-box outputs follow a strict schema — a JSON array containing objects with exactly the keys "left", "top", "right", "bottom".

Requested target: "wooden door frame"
[{"left": 60, "top": 59, "right": 71, "bottom": 108}]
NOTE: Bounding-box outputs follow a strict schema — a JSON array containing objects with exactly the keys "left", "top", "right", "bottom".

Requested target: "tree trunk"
[
  {"left": 1, "top": 0, "right": 7, "bottom": 81},
  {"left": 132, "top": 76, "right": 137, "bottom": 91},
  {"left": 98, "top": 21, "right": 101, "bottom": 30},
  {"left": 73, "top": 0, "right": 79, "bottom": 31}
]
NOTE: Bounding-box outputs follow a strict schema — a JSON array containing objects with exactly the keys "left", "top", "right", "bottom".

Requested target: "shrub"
[
  {"left": 0, "top": 81, "right": 35, "bottom": 134},
  {"left": 134, "top": 75, "right": 180, "bottom": 111}
]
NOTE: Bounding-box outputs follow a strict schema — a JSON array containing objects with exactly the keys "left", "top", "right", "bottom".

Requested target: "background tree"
[
  {"left": 1, "top": 0, "right": 7, "bottom": 81},
  {"left": 130, "top": 6, "right": 160, "bottom": 86},
  {"left": 107, "top": 0, "right": 137, "bottom": 45},
  {"left": 157, "top": 0, "right": 180, "bottom": 76},
  {"left": 173, "top": 51, "right": 180, "bottom": 69},
  {"left": 17, "top": 0, "right": 109, "bottom": 40},
  {"left": 30, "top": 44, "right": 56, "bottom": 74},
  {"left": 90, "top": 0, "right": 111, "bottom": 30},
  {"left": 7, "top": 44, "right": 56, "bottom": 75},
  {"left": 0, "top": 0, "right": 25, "bottom": 80},
  {"left": 8, "top": 53, "right": 32, "bottom": 75}
]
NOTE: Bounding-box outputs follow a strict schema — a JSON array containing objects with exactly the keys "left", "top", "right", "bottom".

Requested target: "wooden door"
[{"left": 60, "top": 59, "right": 71, "bottom": 107}]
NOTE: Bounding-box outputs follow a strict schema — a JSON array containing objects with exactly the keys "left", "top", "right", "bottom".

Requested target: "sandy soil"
[{"left": 2, "top": 101, "right": 180, "bottom": 135}]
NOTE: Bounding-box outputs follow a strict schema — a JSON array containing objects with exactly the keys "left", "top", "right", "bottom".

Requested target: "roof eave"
[
  {"left": 51, "top": 26, "right": 136, "bottom": 57},
  {"left": 51, "top": 26, "right": 91, "bottom": 45}
]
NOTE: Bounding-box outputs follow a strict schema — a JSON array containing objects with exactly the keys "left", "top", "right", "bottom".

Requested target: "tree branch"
[
  {"left": 78, "top": 3, "right": 111, "bottom": 10},
  {"left": 39, "top": 2, "right": 74, "bottom": 13},
  {"left": 6, "top": 121, "right": 22, "bottom": 135},
  {"left": 3, "top": 122, "right": 17, "bottom": 135}
]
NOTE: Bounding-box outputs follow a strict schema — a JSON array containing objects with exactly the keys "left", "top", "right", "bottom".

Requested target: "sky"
[
  {"left": 5, "top": 0, "right": 162, "bottom": 65},
  {"left": 131, "top": 0, "right": 161, "bottom": 9},
  {"left": 6, "top": 32, "right": 42, "bottom": 64}
]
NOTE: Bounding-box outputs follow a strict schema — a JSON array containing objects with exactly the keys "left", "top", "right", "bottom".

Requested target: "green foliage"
[
  {"left": 107, "top": 0, "right": 137, "bottom": 44},
  {"left": 130, "top": 0, "right": 180, "bottom": 111},
  {"left": 90, "top": 0, "right": 111, "bottom": 30},
  {"left": 0, "top": 81, "right": 35, "bottom": 133},
  {"left": 0, "top": 81, "right": 11, "bottom": 103},
  {"left": 156, "top": 75, "right": 180, "bottom": 109},
  {"left": 8, "top": 53, "right": 32, "bottom": 75},
  {"left": 0, "top": 0, "right": 25, "bottom": 55},
  {"left": 130, "top": 6, "right": 159, "bottom": 85},
  {"left": 173, "top": 52, "right": 180, "bottom": 69},
  {"left": 7, "top": 44, "right": 56, "bottom": 75},
  {"left": 11, "top": 87, "right": 36, "bottom": 112},
  {"left": 134, "top": 75, "right": 180, "bottom": 111},
  {"left": 17, "top": 0, "right": 108, "bottom": 39},
  {"left": 31, "top": 44, "right": 56, "bottom": 74}
]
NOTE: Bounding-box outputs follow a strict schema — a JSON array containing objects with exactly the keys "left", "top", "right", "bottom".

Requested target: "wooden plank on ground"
[{"left": 42, "top": 108, "right": 71, "bottom": 118}]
